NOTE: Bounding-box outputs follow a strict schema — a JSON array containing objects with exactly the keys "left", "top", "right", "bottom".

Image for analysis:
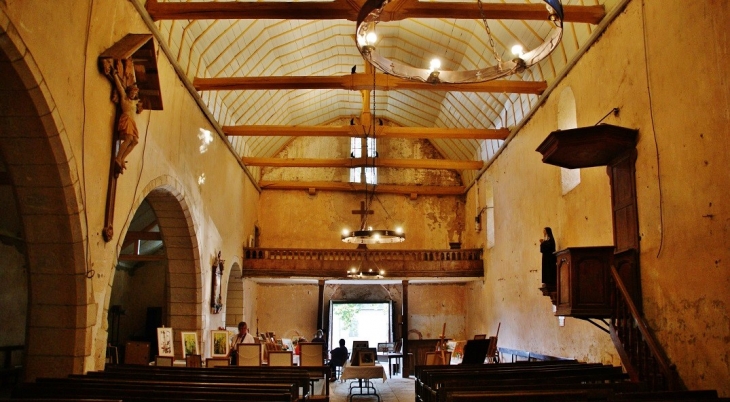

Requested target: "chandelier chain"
[{"left": 477, "top": 0, "right": 501, "bottom": 63}]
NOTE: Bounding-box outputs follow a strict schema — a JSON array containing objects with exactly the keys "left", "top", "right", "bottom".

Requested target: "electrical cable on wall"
[{"left": 641, "top": 0, "right": 665, "bottom": 258}]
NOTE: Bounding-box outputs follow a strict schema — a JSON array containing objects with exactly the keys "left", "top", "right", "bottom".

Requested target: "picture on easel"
[
  {"left": 156, "top": 327, "right": 174, "bottom": 357},
  {"left": 358, "top": 348, "right": 376, "bottom": 366}
]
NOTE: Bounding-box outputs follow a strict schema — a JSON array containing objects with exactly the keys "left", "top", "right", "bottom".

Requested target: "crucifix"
[{"left": 98, "top": 34, "right": 163, "bottom": 242}]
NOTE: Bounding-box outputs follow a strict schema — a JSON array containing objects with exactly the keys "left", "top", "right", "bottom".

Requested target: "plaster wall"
[
  {"left": 408, "top": 284, "right": 467, "bottom": 341},
  {"left": 258, "top": 129, "right": 465, "bottom": 249},
  {"left": 258, "top": 190, "right": 464, "bottom": 250},
  {"left": 464, "top": 0, "right": 729, "bottom": 394},
  {"left": 261, "top": 122, "right": 461, "bottom": 187},
  {"left": 255, "top": 283, "right": 320, "bottom": 340},
  {"left": 1, "top": 0, "right": 259, "bottom": 374}
]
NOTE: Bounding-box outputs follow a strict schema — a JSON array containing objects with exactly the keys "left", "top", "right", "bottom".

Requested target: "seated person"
[
  {"left": 228, "top": 321, "right": 254, "bottom": 365},
  {"left": 328, "top": 339, "right": 348, "bottom": 380}
]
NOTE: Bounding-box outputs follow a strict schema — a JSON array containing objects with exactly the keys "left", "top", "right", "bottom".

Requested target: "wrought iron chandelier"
[
  {"left": 356, "top": 0, "right": 564, "bottom": 84},
  {"left": 342, "top": 68, "right": 405, "bottom": 245}
]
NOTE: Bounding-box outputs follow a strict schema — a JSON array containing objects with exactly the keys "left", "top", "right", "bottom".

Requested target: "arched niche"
[{"left": 110, "top": 182, "right": 203, "bottom": 361}]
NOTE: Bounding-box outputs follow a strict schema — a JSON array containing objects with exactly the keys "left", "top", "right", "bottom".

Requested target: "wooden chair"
[
  {"left": 185, "top": 354, "right": 202, "bottom": 367},
  {"left": 205, "top": 357, "right": 229, "bottom": 368},
  {"left": 486, "top": 336, "right": 499, "bottom": 363},
  {"left": 237, "top": 343, "right": 262, "bottom": 366},
  {"left": 154, "top": 355, "right": 173, "bottom": 367},
  {"left": 425, "top": 351, "right": 452, "bottom": 365},
  {"left": 268, "top": 350, "right": 293, "bottom": 366},
  {"left": 299, "top": 342, "right": 324, "bottom": 367}
]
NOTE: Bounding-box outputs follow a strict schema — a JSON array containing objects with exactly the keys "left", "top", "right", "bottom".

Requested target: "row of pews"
[
  {"left": 415, "top": 360, "right": 727, "bottom": 402},
  {"left": 12, "top": 364, "right": 330, "bottom": 402}
]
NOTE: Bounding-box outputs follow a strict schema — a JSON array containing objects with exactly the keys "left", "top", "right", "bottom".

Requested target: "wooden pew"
[
  {"left": 98, "top": 364, "right": 313, "bottom": 400},
  {"left": 416, "top": 361, "right": 596, "bottom": 401},
  {"left": 14, "top": 379, "right": 296, "bottom": 402},
  {"left": 417, "top": 362, "right": 725, "bottom": 402},
  {"left": 416, "top": 362, "right": 627, "bottom": 402}
]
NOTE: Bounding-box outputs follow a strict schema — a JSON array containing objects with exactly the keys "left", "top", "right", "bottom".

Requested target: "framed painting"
[
  {"left": 358, "top": 348, "right": 376, "bottom": 366},
  {"left": 156, "top": 327, "right": 174, "bottom": 357},
  {"left": 211, "top": 330, "right": 229, "bottom": 357},
  {"left": 181, "top": 331, "right": 199, "bottom": 358}
]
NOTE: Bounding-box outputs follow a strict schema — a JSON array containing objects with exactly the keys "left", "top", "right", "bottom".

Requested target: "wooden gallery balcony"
[{"left": 242, "top": 248, "right": 484, "bottom": 279}]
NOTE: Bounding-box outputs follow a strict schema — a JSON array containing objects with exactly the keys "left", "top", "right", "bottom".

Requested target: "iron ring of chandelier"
[
  {"left": 356, "top": 0, "right": 564, "bottom": 84},
  {"left": 342, "top": 229, "right": 405, "bottom": 244}
]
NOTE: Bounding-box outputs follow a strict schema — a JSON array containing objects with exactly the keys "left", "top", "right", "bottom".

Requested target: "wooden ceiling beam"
[
  {"left": 243, "top": 157, "right": 483, "bottom": 170},
  {"left": 224, "top": 125, "right": 509, "bottom": 140},
  {"left": 193, "top": 74, "right": 547, "bottom": 95},
  {"left": 146, "top": 0, "right": 604, "bottom": 24},
  {"left": 258, "top": 181, "right": 464, "bottom": 195}
]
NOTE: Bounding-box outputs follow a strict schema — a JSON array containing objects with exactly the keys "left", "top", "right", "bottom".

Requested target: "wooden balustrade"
[
  {"left": 609, "top": 266, "right": 680, "bottom": 391},
  {"left": 242, "top": 248, "right": 483, "bottom": 278}
]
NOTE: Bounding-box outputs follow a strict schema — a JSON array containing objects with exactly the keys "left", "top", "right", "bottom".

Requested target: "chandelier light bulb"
[
  {"left": 342, "top": 228, "right": 350, "bottom": 236},
  {"left": 366, "top": 32, "right": 377, "bottom": 45},
  {"left": 394, "top": 227, "right": 403, "bottom": 234},
  {"left": 429, "top": 58, "right": 441, "bottom": 71},
  {"left": 511, "top": 44, "right": 524, "bottom": 56}
]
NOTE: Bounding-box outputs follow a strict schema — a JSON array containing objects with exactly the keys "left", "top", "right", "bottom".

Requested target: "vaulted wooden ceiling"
[{"left": 145, "top": 0, "right": 611, "bottom": 192}]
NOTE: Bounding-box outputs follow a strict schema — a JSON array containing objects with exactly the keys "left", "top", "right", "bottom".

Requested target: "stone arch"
[
  {"left": 225, "top": 262, "right": 243, "bottom": 327},
  {"left": 0, "top": 11, "right": 89, "bottom": 379},
  {"left": 110, "top": 176, "right": 203, "bottom": 358}
]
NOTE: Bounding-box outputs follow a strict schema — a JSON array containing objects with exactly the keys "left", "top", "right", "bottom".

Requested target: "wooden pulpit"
[{"left": 555, "top": 246, "right": 615, "bottom": 318}]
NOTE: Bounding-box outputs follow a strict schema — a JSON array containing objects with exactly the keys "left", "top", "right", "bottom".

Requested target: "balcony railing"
[{"left": 242, "top": 248, "right": 483, "bottom": 278}]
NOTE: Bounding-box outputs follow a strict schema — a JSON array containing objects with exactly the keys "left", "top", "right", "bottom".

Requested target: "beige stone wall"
[
  {"left": 408, "top": 284, "right": 467, "bottom": 340},
  {"left": 258, "top": 129, "right": 465, "bottom": 249},
  {"left": 255, "top": 283, "right": 320, "bottom": 340},
  {"left": 1, "top": 0, "right": 258, "bottom": 374},
  {"left": 258, "top": 190, "right": 464, "bottom": 249},
  {"left": 464, "top": 0, "right": 729, "bottom": 394}
]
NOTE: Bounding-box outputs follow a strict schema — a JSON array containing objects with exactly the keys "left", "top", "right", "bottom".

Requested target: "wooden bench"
[
  {"left": 100, "top": 364, "right": 314, "bottom": 400},
  {"left": 417, "top": 362, "right": 627, "bottom": 402},
  {"left": 15, "top": 379, "right": 296, "bottom": 402},
  {"left": 415, "top": 360, "right": 726, "bottom": 402}
]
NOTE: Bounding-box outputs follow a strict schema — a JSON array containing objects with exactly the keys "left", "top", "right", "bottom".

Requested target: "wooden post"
[
  {"left": 317, "top": 280, "right": 325, "bottom": 333},
  {"left": 401, "top": 280, "right": 409, "bottom": 378}
]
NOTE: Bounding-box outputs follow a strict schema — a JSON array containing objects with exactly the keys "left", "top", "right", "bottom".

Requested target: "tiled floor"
[{"left": 323, "top": 372, "right": 416, "bottom": 402}]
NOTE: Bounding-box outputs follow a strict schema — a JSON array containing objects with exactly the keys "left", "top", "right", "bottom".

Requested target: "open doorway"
[{"left": 329, "top": 301, "right": 392, "bottom": 351}]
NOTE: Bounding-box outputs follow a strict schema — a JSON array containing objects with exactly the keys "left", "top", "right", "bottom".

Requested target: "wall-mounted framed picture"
[
  {"left": 211, "top": 251, "right": 224, "bottom": 314},
  {"left": 358, "top": 348, "right": 376, "bottom": 366},
  {"left": 211, "top": 330, "right": 229, "bottom": 357},
  {"left": 181, "top": 331, "right": 199, "bottom": 358},
  {"left": 156, "top": 327, "right": 174, "bottom": 357}
]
